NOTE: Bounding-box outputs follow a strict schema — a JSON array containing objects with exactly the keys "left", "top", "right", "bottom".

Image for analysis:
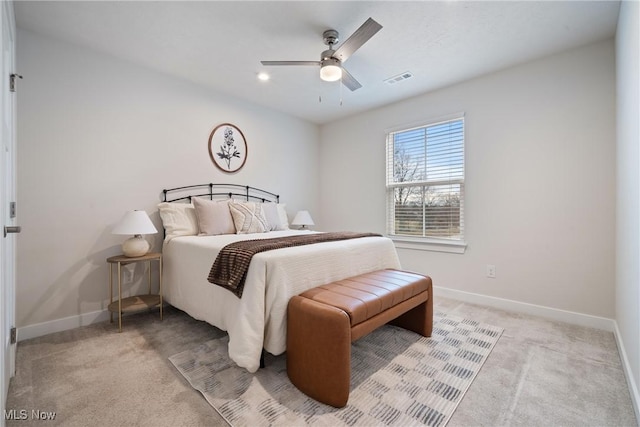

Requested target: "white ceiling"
[{"left": 14, "top": 1, "right": 620, "bottom": 125}]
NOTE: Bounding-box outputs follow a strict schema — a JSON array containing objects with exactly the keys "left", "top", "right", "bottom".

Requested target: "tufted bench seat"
[{"left": 286, "top": 269, "right": 433, "bottom": 408}]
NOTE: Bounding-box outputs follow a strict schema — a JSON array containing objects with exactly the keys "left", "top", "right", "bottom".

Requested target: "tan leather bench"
[{"left": 286, "top": 269, "right": 433, "bottom": 408}]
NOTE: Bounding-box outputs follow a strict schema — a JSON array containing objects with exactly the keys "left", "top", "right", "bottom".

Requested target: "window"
[{"left": 386, "top": 117, "right": 465, "bottom": 249}]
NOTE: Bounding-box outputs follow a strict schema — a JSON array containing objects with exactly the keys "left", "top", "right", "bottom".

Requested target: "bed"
[{"left": 159, "top": 184, "right": 401, "bottom": 372}]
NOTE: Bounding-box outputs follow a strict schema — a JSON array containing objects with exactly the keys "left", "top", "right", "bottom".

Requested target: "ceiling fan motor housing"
[{"left": 321, "top": 49, "right": 337, "bottom": 61}]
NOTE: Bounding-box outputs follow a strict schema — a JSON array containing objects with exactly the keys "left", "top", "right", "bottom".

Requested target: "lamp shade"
[
  {"left": 112, "top": 210, "right": 157, "bottom": 257},
  {"left": 292, "top": 210, "right": 314, "bottom": 229},
  {"left": 112, "top": 210, "right": 157, "bottom": 235}
]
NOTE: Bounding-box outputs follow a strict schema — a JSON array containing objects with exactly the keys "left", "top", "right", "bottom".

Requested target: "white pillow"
[
  {"left": 157, "top": 202, "right": 198, "bottom": 241},
  {"left": 262, "top": 203, "right": 289, "bottom": 231},
  {"left": 193, "top": 198, "right": 236, "bottom": 236},
  {"left": 229, "top": 202, "right": 269, "bottom": 234},
  {"left": 277, "top": 203, "right": 289, "bottom": 230}
]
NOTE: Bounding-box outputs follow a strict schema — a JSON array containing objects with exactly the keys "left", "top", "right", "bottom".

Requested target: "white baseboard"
[
  {"left": 17, "top": 309, "right": 110, "bottom": 342},
  {"left": 433, "top": 286, "right": 615, "bottom": 331},
  {"left": 20, "top": 288, "right": 616, "bottom": 338},
  {"left": 613, "top": 321, "right": 640, "bottom": 423}
]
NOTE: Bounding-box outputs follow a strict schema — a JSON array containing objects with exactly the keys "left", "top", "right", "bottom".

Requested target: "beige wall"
[
  {"left": 16, "top": 29, "right": 320, "bottom": 328},
  {"left": 615, "top": 0, "right": 640, "bottom": 414},
  {"left": 319, "top": 40, "right": 616, "bottom": 318}
]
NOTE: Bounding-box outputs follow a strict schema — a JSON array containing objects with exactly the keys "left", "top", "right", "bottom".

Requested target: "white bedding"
[{"left": 162, "top": 230, "right": 401, "bottom": 372}]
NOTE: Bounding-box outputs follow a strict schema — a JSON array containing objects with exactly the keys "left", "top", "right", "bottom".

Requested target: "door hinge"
[
  {"left": 9, "top": 74, "right": 22, "bottom": 93},
  {"left": 10, "top": 327, "right": 16, "bottom": 344}
]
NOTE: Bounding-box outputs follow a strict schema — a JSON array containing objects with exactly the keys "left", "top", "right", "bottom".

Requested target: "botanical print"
[{"left": 217, "top": 126, "right": 241, "bottom": 170}]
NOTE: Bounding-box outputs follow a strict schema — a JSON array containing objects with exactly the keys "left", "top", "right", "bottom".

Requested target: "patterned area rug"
[{"left": 169, "top": 313, "right": 503, "bottom": 427}]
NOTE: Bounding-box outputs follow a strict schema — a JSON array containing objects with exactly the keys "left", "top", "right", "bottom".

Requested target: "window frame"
[{"left": 385, "top": 114, "right": 467, "bottom": 254}]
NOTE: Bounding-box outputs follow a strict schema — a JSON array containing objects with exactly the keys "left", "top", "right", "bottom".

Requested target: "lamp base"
[{"left": 121, "top": 235, "right": 150, "bottom": 257}]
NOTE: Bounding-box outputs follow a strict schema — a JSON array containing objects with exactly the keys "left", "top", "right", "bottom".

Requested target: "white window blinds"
[{"left": 386, "top": 117, "right": 464, "bottom": 241}]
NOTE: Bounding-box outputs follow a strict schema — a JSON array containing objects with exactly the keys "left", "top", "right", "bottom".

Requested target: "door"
[{"left": 1, "top": 0, "right": 17, "bottom": 417}]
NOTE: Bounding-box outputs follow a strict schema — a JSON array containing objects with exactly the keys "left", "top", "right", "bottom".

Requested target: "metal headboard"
[{"left": 162, "top": 183, "right": 279, "bottom": 204}]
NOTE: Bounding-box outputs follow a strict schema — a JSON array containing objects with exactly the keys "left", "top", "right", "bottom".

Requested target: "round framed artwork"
[{"left": 208, "top": 123, "right": 247, "bottom": 173}]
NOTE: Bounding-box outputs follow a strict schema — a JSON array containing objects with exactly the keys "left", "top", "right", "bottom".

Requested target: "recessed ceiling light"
[{"left": 257, "top": 72, "right": 270, "bottom": 81}]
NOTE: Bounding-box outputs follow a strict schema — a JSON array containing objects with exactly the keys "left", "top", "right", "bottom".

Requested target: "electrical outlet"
[{"left": 486, "top": 264, "right": 496, "bottom": 278}]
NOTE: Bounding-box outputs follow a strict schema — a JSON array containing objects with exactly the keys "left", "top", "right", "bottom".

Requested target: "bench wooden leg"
[{"left": 287, "top": 296, "right": 352, "bottom": 408}]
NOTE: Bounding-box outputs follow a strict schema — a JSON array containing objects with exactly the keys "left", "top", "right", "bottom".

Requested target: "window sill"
[{"left": 389, "top": 236, "right": 467, "bottom": 254}]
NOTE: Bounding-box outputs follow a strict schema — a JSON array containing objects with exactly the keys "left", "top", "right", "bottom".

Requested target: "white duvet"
[{"left": 162, "top": 230, "right": 401, "bottom": 372}]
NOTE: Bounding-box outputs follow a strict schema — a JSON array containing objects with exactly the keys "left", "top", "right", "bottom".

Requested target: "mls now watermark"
[{"left": 4, "top": 409, "right": 57, "bottom": 421}]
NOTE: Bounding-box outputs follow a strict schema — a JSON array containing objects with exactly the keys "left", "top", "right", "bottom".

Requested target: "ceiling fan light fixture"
[{"left": 320, "top": 59, "right": 342, "bottom": 82}]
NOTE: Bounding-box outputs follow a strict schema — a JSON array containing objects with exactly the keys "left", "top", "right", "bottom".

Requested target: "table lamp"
[
  {"left": 112, "top": 210, "right": 158, "bottom": 257},
  {"left": 292, "top": 210, "right": 314, "bottom": 229}
]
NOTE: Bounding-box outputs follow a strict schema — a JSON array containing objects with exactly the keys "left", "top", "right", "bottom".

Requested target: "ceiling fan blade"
[
  {"left": 333, "top": 18, "right": 382, "bottom": 63},
  {"left": 341, "top": 67, "right": 362, "bottom": 91},
  {"left": 261, "top": 61, "right": 320, "bottom": 66}
]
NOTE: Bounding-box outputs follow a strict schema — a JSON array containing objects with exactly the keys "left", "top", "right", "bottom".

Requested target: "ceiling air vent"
[{"left": 384, "top": 71, "right": 413, "bottom": 85}]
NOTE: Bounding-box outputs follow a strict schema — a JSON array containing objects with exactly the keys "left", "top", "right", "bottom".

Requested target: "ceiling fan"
[{"left": 260, "top": 17, "right": 382, "bottom": 91}]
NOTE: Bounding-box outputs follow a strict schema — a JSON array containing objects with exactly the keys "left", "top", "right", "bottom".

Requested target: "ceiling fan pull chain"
[{"left": 339, "top": 76, "right": 343, "bottom": 106}]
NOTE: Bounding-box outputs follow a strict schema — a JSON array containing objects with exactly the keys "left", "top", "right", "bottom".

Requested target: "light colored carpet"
[
  {"left": 169, "top": 313, "right": 502, "bottom": 426},
  {"left": 5, "top": 297, "right": 638, "bottom": 427}
]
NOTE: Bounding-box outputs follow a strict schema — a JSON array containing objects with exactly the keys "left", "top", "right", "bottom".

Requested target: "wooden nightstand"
[{"left": 107, "top": 252, "right": 163, "bottom": 332}]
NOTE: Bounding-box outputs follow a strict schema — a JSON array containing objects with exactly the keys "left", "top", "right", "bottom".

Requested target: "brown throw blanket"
[{"left": 207, "top": 231, "right": 382, "bottom": 297}]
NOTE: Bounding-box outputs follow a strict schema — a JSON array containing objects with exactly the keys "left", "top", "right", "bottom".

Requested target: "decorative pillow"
[
  {"left": 157, "top": 202, "right": 198, "bottom": 241},
  {"left": 193, "top": 198, "right": 236, "bottom": 235},
  {"left": 229, "top": 202, "right": 269, "bottom": 234},
  {"left": 277, "top": 203, "right": 289, "bottom": 230},
  {"left": 262, "top": 203, "right": 289, "bottom": 231}
]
